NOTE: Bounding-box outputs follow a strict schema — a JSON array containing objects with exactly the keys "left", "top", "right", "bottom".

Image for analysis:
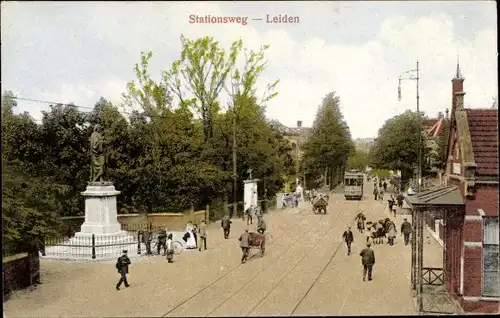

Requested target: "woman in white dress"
[{"left": 185, "top": 222, "right": 197, "bottom": 249}]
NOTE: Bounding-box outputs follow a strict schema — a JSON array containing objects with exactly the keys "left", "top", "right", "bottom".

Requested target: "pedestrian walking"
[
  {"left": 388, "top": 195, "right": 395, "bottom": 215},
  {"left": 387, "top": 222, "right": 397, "bottom": 246},
  {"left": 365, "top": 221, "right": 375, "bottom": 243},
  {"left": 397, "top": 193, "right": 404, "bottom": 208},
  {"left": 115, "top": 250, "right": 131, "bottom": 290},
  {"left": 198, "top": 220, "right": 207, "bottom": 251},
  {"left": 342, "top": 226, "right": 354, "bottom": 255},
  {"left": 383, "top": 181, "right": 387, "bottom": 192},
  {"left": 257, "top": 216, "right": 267, "bottom": 234},
  {"left": 245, "top": 207, "right": 253, "bottom": 225},
  {"left": 239, "top": 228, "right": 250, "bottom": 264},
  {"left": 373, "top": 187, "right": 379, "bottom": 201},
  {"left": 221, "top": 215, "right": 232, "bottom": 239},
  {"left": 166, "top": 233, "right": 174, "bottom": 263},
  {"left": 400, "top": 218, "right": 412, "bottom": 246},
  {"left": 355, "top": 211, "right": 366, "bottom": 233},
  {"left": 379, "top": 189, "right": 384, "bottom": 202},
  {"left": 359, "top": 242, "right": 375, "bottom": 281}
]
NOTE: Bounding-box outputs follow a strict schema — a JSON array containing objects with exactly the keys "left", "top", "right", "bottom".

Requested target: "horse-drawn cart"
[
  {"left": 312, "top": 196, "right": 328, "bottom": 214},
  {"left": 248, "top": 232, "right": 267, "bottom": 256}
]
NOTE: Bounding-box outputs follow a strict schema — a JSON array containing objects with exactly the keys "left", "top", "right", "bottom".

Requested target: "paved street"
[{"left": 4, "top": 182, "right": 440, "bottom": 317}]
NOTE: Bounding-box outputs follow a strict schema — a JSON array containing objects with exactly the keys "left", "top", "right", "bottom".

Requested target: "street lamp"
[
  {"left": 398, "top": 61, "right": 421, "bottom": 193},
  {"left": 398, "top": 61, "right": 422, "bottom": 305}
]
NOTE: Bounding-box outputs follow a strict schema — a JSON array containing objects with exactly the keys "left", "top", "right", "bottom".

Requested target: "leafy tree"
[
  {"left": 369, "top": 110, "right": 429, "bottom": 183},
  {"left": 163, "top": 36, "right": 242, "bottom": 144},
  {"left": 302, "top": 91, "right": 354, "bottom": 188},
  {"left": 347, "top": 149, "right": 368, "bottom": 171},
  {"left": 2, "top": 92, "right": 67, "bottom": 254}
]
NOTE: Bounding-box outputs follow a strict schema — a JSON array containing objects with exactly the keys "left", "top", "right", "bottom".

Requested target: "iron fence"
[{"left": 42, "top": 223, "right": 178, "bottom": 260}]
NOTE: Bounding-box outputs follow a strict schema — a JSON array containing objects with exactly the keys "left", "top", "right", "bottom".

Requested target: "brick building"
[{"left": 441, "top": 62, "right": 499, "bottom": 312}]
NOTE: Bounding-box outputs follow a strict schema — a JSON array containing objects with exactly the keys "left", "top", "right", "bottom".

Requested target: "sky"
[{"left": 1, "top": 1, "right": 497, "bottom": 139}]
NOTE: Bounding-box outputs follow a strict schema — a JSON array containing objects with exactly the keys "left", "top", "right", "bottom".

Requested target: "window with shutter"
[{"left": 483, "top": 216, "right": 499, "bottom": 297}]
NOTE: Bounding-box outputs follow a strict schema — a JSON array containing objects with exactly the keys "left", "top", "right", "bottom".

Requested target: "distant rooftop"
[{"left": 269, "top": 119, "right": 312, "bottom": 136}]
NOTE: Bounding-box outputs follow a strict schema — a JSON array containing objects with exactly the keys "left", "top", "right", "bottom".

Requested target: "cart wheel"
[{"left": 172, "top": 241, "right": 184, "bottom": 255}]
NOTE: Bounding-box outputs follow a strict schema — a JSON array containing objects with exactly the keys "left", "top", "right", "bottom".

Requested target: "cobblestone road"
[{"left": 4, "top": 183, "right": 439, "bottom": 317}]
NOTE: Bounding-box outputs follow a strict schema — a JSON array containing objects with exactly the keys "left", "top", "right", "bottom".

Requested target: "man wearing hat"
[
  {"left": 359, "top": 242, "right": 375, "bottom": 281},
  {"left": 116, "top": 250, "right": 131, "bottom": 290},
  {"left": 257, "top": 216, "right": 267, "bottom": 234},
  {"left": 239, "top": 228, "right": 251, "bottom": 264},
  {"left": 400, "top": 218, "right": 412, "bottom": 246},
  {"left": 342, "top": 226, "right": 354, "bottom": 255}
]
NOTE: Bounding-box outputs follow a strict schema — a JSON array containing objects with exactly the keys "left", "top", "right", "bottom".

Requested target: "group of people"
[
  {"left": 343, "top": 210, "right": 413, "bottom": 282},
  {"left": 342, "top": 226, "right": 375, "bottom": 281},
  {"left": 182, "top": 221, "right": 207, "bottom": 251},
  {"left": 117, "top": 213, "right": 267, "bottom": 289},
  {"left": 354, "top": 211, "right": 400, "bottom": 246}
]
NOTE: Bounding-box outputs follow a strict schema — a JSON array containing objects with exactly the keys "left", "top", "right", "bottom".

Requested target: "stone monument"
[
  {"left": 77, "top": 124, "right": 124, "bottom": 237},
  {"left": 44, "top": 124, "right": 136, "bottom": 260},
  {"left": 244, "top": 179, "right": 259, "bottom": 212}
]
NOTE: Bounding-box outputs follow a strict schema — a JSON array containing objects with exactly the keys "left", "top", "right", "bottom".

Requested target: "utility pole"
[
  {"left": 398, "top": 60, "right": 421, "bottom": 193},
  {"left": 398, "top": 60, "right": 422, "bottom": 302},
  {"left": 232, "top": 107, "right": 237, "bottom": 219}
]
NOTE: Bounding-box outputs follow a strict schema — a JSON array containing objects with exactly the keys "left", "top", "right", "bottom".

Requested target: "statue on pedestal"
[{"left": 89, "top": 124, "right": 105, "bottom": 183}]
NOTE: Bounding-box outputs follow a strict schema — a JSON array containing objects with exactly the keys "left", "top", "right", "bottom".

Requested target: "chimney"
[
  {"left": 297, "top": 120, "right": 302, "bottom": 128},
  {"left": 455, "top": 92, "right": 466, "bottom": 111}
]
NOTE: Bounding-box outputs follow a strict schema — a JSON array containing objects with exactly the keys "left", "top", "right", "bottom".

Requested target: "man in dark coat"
[
  {"left": 397, "top": 193, "right": 404, "bottom": 208},
  {"left": 239, "top": 228, "right": 250, "bottom": 264},
  {"left": 157, "top": 229, "right": 167, "bottom": 256},
  {"left": 257, "top": 216, "right": 267, "bottom": 234},
  {"left": 359, "top": 242, "right": 375, "bottom": 281},
  {"left": 400, "top": 218, "right": 412, "bottom": 246},
  {"left": 342, "top": 226, "right": 354, "bottom": 255},
  {"left": 116, "top": 250, "right": 131, "bottom": 290},
  {"left": 221, "top": 215, "right": 232, "bottom": 239},
  {"left": 373, "top": 187, "right": 379, "bottom": 201},
  {"left": 142, "top": 230, "right": 153, "bottom": 256}
]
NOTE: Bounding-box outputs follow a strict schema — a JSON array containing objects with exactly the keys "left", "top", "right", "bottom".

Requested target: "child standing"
[{"left": 166, "top": 234, "right": 174, "bottom": 263}]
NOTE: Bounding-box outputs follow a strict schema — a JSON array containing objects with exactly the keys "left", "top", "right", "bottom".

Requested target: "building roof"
[
  {"left": 465, "top": 108, "right": 499, "bottom": 176},
  {"left": 404, "top": 185, "right": 465, "bottom": 208},
  {"left": 425, "top": 118, "right": 446, "bottom": 138},
  {"left": 268, "top": 119, "right": 312, "bottom": 136},
  {"left": 424, "top": 119, "right": 439, "bottom": 130}
]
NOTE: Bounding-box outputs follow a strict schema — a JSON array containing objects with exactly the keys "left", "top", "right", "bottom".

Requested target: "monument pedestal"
[
  {"left": 44, "top": 182, "right": 136, "bottom": 260},
  {"left": 78, "top": 184, "right": 122, "bottom": 234},
  {"left": 244, "top": 179, "right": 260, "bottom": 212}
]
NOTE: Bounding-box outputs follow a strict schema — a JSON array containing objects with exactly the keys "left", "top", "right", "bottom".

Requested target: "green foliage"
[
  {"left": 2, "top": 36, "right": 293, "bottom": 251},
  {"left": 372, "top": 169, "right": 392, "bottom": 178},
  {"left": 347, "top": 149, "right": 368, "bottom": 172},
  {"left": 301, "top": 91, "right": 354, "bottom": 188},
  {"left": 369, "top": 110, "right": 430, "bottom": 182},
  {"left": 2, "top": 160, "right": 66, "bottom": 255}
]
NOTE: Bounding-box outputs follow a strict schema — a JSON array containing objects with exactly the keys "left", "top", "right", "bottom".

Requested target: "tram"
[{"left": 344, "top": 171, "right": 364, "bottom": 200}]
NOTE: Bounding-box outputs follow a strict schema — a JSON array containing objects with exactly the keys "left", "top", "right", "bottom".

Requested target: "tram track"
[
  {"left": 205, "top": 211, "right": 337, "bottom": 317},
  {"left": 160, "top": 205, "right": 320, "bottom": 317},
  {"left": 232, "top": 199, "right": 361, "bottom": 316},
  {"left": 289, "top": 202, "right": 362, "bottom": 315},
  {"left": 203, "top": 205, "right": 349, "bottom": 317}
]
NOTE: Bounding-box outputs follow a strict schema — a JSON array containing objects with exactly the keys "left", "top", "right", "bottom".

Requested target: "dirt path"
[{"left": 5, "top": 183, "right": 440, "bottom": 317}]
